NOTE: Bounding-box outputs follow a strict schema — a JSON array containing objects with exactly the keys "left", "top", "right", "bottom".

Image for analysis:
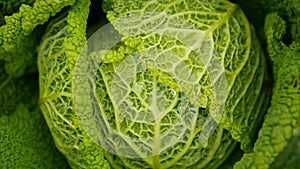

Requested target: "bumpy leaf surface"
[
  {"left": 0, "top": 0, "right": 75, "bottom": 77},
  {"left": 39, "top": 0, "right": 269, "bottom": 168},
  {"left": 233, "top": 13, "right": 300, "bottom": 169},
  {"left": 70, "top": 0, "right": 269, "bottom": 168},
  {"left": 38, "top": 0, "right": 109, "bottom": 168}
]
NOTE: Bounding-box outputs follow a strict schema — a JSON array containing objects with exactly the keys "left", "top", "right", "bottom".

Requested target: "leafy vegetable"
[
  {"left": 38, "top": 0, "right": 269, "bottom": 168},
  {"left": 0, "top": 69, "right": 70, "bottom": 168},
  {"left": 0, "top": 67, "right": 36, "bottom": 115},
  {"left": 0, "top": 104, "right": 70, "bottom": 169},
  {"left": 38, "top": 0, "right": 109, "bottom": 168},
  {"left": 0, "top": 0, "right": 75, "bottom": 77},
  {"left": 0, "top": 0, "right": 299, "bottom": 168},
  {"left": 233, "top": 12, "right": 300, "bottom": 169},
  {"left": 270, "top": 127, "right": 300, "bottom": 169}
]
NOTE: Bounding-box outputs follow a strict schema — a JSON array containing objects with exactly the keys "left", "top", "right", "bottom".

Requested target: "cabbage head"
[{"left": 38, "top": 0, "right": 269, "bottom": 168}]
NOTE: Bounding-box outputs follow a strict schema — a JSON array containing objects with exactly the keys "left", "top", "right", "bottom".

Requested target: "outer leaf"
[
  {"left": 38, "top": 0, "right": 109, "bottom": 168},
  {"left": 0, "top": 71, "right": 70, "bottom": 168},
  {"left": 0, "top": 0, "right": 75, "bottom": 77},
  {"left": 0, "top": 105, "right": 70, "bottom": 169},
  {"left": 233, "top": 13, "right": 300, "bottom": 169},
  {"left": 270, "top": 127, "right": 300, "bottom": 169}
]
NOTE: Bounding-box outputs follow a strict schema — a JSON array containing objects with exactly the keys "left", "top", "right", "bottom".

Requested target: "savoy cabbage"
[
  {"left": 37, "top": 0, "right": 268, "bottom": 168},
  {"left": 0, "top": 0, "right": 299, "bottom": 169}
]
